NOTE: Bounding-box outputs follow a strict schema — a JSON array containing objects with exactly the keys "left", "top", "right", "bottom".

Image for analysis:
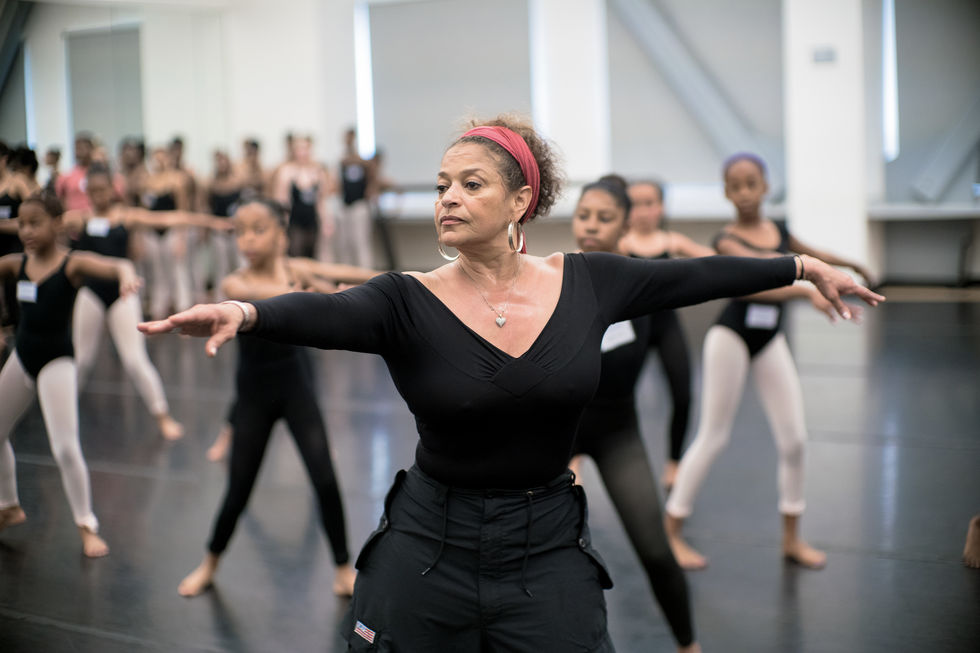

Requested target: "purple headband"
[{"left": 722, "top": 152, "right": 767, "bottom": 179}]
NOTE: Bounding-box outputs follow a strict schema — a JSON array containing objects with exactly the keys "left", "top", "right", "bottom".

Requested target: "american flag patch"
[{"left": 354, "top": 620, "right": 376, "bottom": 644}]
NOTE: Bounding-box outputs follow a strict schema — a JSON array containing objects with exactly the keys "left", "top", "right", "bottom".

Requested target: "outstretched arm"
[
  {"left": 122, "top": 206, "right": 230, "bottom": 232},
  {"left": 139, "top": 277, "right": 396, "bottom": 358},
  {"left": 788, "top": 234, "right": 876, "bottom": 286},
  {"left": 0, "top": 253, "right": 21, "bottom": 281},
  {"left": 667, "top": 232, "right": 716, "bottom": 259},
  {"left": 587, "top": 252, "right": 883, "bottom": 324},
  {"left": 289, "top": 257, "right": 383, "bottom": 285},
  {"left": 67, "top": 251, "right": 141, "bottom": 296}
]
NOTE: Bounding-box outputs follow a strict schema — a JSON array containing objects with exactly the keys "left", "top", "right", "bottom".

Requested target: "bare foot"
[
  {"left": 206, "top": 425, "right": 233, "bottom": 462},
  {"left": 783, "top": 538, "right": 827, "bottom": 569},
  {"left": 569, "top": 455, "right": 584, "bottom": 485},
  {"left": 964, "top": 515, "right": 980, "bottom": 569},
  {"left": 157, "top": 414, "right": 185, "bottom": 441},
  {"left": 0, "top": 505, "right": 26, "bottom": 533},
  {"left": 179, "top": 554, "right": 220, "bottom": 597},
  {"left": 665, "top": 514, "right": 708, "bottom": 570},
  {"left": 678, "top": 642, "right": 702, "bottom": 653},
  {"left": 663, "top": 460, "right": 679, "bottom": 491},
  {"left": 78, "top": 526, "right": 109, "bottom": 557},
  {"left": 333, "top": 563, "right": 356, "bottom": 596}
]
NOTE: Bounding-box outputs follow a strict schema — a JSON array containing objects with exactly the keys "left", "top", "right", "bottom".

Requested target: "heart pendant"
[{"left": 495, "top": 316, "right": 507, "bottom": 328}]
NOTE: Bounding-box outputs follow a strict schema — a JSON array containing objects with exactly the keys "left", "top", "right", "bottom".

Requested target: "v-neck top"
[{"left": 252, "top": 252, "right": 796, "bottom": 489}]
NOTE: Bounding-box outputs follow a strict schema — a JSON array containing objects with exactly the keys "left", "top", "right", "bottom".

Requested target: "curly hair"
[{"left": 451, "top": 113, "right": 564, "bottom": 222}]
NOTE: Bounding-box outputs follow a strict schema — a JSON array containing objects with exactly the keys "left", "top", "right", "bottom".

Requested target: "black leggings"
[
  {"left": 208, "top": 376, "right": 350, "bottom": 565},
  {"left": 287, "top": 224, "right": 318, "bottom": 259},
  {"left": 649, "top": 311, "right": 692, "bottom": 462},
  {"left": 572, "top": 396, "right": 694, "bottom": 646}
]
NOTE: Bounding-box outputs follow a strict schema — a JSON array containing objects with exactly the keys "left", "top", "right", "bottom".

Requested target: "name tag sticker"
[
  {"left": 745, "top": 304, "right": 779, "bottom": 329},
  {"left": 0, "top": 206, "right": 11, "bottom": 219},
  {"left": 86, "top": 217, "right": 111, "bottom": 237},
  {"left": 17, "top": 280, "right": 37, "bottom": 303},
  {"left": 601, "top": 320, "right": 637, "bottom": 352}
]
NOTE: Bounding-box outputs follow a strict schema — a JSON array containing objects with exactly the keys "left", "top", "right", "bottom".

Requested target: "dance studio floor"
[{"left": 1, "top": 297, "right": 978, "bottom": 652}]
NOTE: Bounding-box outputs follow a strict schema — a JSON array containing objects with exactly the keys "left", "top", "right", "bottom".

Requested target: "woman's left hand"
[{"left": 801, "top": 255, "right": 884, "bottom": 319}]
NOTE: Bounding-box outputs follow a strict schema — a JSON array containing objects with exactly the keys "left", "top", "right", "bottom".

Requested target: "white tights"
[
  {"left": 0, "top": 353, "right": 99, "bottom": 531},
  {"left": 73, "top": 287, "right": 169, "bottom": 416},
  {"left": 666, "top": 326, "right": 808, "bottom": 519},
  {"left": 142, "top": 228, "right": 192, "bottom": 320},
  {"left": 334, "top": 200, "right": 373, "bottom": 268}
]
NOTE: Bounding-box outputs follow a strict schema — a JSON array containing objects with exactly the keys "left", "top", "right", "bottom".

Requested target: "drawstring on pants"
[
  {"left": 521, "top": 491, "right": 534, "bottom": 597},
  {"left": 422, "top": 485, "right": 451, "bottom": 576}
]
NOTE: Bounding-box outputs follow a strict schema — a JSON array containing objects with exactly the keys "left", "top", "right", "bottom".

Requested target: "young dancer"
[
  {"left": 570, "top": 176, "right": 701, "bottom": 653},
  {"left": 336, "top": 128, "right": 375, "bottom": 268},
  {"left": 141, "top": 147, "right": 193, "bottom": 320},
  {"left": 665, "top": 153, "right": 875, "bottom": 570},
  {"left": 65, "top": 164, "right": 229, "bottom": 441},
  {"left": 0, "top": 142, "right": 33, "bottom": 335},
  {"left": 0, "top": 190, "right": 139, "bottom": 557},
  {"left": 55, "top": 133, "right": 95, "bottom": 212},
  {"left": 141, "top": 115, "right": 881, "bottom": 650},
  {"left": 195, "top": 150, "right": 243, "bottom": 303},
  {"left": 274, "top": 136, "right": 333, "bottom": 259},
  {"left": 619, "top": 179, "right": 714, "bottom": 489},
  {"left": 177, "top": 197, "right": 379, "bottom": 598}
]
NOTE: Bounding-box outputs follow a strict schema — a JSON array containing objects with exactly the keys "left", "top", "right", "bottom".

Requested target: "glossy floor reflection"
[{"left": 0, "top": 300, "right": 978, "bottom": 652}]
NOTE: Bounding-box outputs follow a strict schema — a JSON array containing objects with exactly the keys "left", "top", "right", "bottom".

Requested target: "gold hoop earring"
[
  {"left": 508, "top": 222, "right": 525, "bottom": 253},
  {"left": 438, "top": 239, "right": 459, "bottom": 261}
]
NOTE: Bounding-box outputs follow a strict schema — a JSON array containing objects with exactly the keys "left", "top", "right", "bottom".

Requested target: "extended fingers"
[
  {"left": 138, "top": 318, "right": 177, "bottom": 334},
  {"left": 205, "top": 328, "right": 236, "bottom": 358}
]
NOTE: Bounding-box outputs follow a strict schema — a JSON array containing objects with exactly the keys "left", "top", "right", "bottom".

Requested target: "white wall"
[
  {"left": 22, "top": 0, "right": 361, "bottom": 174},
  {"left": 0, "top": 45, "right": 27, "bottom": 144}
]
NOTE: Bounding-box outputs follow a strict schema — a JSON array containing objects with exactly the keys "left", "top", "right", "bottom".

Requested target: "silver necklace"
[{"left": 457, "top": 256, "right": 523, "bottom": 327}]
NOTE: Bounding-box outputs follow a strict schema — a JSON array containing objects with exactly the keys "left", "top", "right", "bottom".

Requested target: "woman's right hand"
[
  {"left": 138, "top": 303, "right": 250, "bottom": 357},
  {"left": 800, "top": 255, "right": 884, "bottom": 319}
]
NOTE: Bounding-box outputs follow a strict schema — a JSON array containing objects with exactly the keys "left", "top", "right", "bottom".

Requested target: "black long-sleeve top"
[{"left": 252, "top": 252, "right": 796, "bottom": 490}]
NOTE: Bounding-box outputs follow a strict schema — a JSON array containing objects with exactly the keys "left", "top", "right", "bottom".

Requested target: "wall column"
[
  {"left": 529, "top": 0, "right": 610, "bottom": 182},
  {"left": 783, "top": 0, "right": 869, "bottom": 266}
]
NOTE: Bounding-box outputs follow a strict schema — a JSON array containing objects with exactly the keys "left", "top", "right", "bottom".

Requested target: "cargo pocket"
[
  {"left": 355, "top": 469, "right": 407, "bottom": 570},
  {"left": 573, "top": 485, "right": 614, "bottom": 590}
]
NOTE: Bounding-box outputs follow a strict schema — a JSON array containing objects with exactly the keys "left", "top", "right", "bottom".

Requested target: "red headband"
[{"left": 460, "top": 126, "right": 539, "bottom": 253}]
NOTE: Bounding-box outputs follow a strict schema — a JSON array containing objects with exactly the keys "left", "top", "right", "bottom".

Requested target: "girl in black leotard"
[
  {"left": 665, "top": 154, "right": 876, "bottom": 571},
  {"left": 197, "top": 150, "right": 243, "bottom": 303},
  {"left": 142, "top": 117, "right": 881, "bottom": 651},
  {"left": 0, "top": 142, "right": 33, "bottom": 335},
  {"left": 141, "top": 147, "right": 193, "bottom": 320},
  {"left": 618, "top": 179, "right": 715, "bottom": 489},
  {"left": 177, "top": 198, "right": 380, "bottom": 598},
  {"left": 274, "top": 136, "right": 333, "bottom": 259},
  {"left": 65, "top": 165, "right": 229, "bottom": 441},
  {"left": 569, "top": 176, "right": 701, "bottom": 653},
  {"left": 0, "top": 190, "right": 139, "bottom": 557}
]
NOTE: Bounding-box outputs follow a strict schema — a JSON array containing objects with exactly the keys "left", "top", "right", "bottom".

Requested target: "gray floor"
[{"left": 0, "top": 298, "right": 978, "bottom": 652}]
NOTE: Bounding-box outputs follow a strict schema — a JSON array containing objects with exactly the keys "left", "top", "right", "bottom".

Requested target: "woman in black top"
[
  {"left": 141, "top": 116, "right": 882, "bottom": 652},
  {"left": 665, "top": 154, "right": 877, "bottom": 571},
  {"left": 569, "top": 176, "right": 701, "bottom": 653},
  {"left": 0, "top": 190, "right": 138, "bottom": 557}
]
